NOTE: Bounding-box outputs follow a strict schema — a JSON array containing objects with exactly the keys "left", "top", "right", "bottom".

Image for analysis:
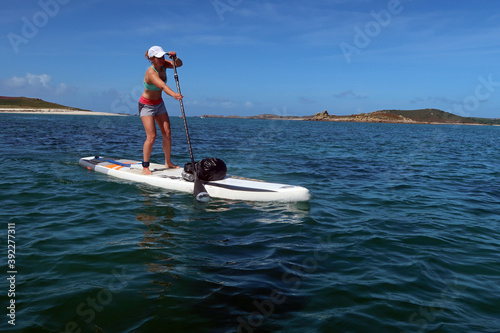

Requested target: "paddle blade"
[
  {"left": 194, "top": 178, "right": 210, "bottom": 202},
  {"left": 196, "top": 191, "right": 211, "bottom": 203}
]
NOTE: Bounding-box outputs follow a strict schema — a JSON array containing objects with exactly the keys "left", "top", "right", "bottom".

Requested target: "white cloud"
[
  {"left": 5, "top": 73, "right": 51, "bottom": 88},
  {"left": 29, "top": 73, "right": 51, "bottom": 88},
  {"left": 1, "top": 73, "right": 75, "bottom": 96},
  {"left": 298, "top": 97, "right": 317, "bottom": 104},
  {"left": 6, "top": 76, "right": 26, "bottom": 88},
  {"left": 334, "top": 89, "right": 368, "bottom": 100},
  {"left": 55, "top": 82, "right": 70, "bottom": 95}
]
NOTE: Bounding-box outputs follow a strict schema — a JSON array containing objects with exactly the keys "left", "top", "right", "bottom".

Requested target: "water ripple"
[{"left": 1, "top": 115, "right": 499, "bottom": 332}]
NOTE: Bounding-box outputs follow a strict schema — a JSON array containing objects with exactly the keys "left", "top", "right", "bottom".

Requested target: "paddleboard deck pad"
[{"left": 79, "top": 156, "right": 310, "bottom": 202}]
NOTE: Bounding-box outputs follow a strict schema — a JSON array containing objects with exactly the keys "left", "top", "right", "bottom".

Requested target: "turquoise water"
[{"left": 1, "top": 113, "right": 499, "bottom": 333}]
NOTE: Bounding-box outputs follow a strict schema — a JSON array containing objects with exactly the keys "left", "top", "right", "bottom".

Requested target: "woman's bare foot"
[
  {"left": 166, "top": 162, "right": 180, "bottom": 169},
  {"left": 143, "top": 167, "right": 153, "bottom": 175}
]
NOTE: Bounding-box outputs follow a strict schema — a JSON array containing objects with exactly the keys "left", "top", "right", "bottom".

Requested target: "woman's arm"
[
  {"left": 162, "top": 85, "right": 183, "bottom": 100},
  {"left": 146, "top": 67, "right": 183, "bottom": 100}
]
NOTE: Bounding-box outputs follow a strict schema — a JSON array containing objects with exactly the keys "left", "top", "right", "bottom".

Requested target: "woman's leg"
[
  {"left": 141, "top": 115, "right": 157, "bottom": 175},
  {"left": 155, "top": 112, "right": 179, "bottom": 168}
]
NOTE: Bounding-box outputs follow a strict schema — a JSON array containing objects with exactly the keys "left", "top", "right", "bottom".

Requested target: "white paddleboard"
[{"left": 79, "top": 156, "right": 310, "bottom": 202}]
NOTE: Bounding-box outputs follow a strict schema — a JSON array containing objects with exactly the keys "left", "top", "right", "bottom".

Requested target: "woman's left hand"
[{"left": 166, "top": 51, "right": 182, "bottom": 68}]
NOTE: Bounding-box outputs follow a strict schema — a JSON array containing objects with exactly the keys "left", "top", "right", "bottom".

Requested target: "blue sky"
[{"left": 1, "top": 0, "right": 499, "bottom": 118}]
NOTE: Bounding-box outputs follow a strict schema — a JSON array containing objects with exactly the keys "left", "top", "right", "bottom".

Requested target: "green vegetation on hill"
[
  {"left": 310, "top": 109, "right": 499, "bottom": 125},
  {"left": 379, "top": 109, "right": 500, "bottom": 125},
  {"left": 382, "top": 109, "right": 464, "bottom": 122},
  {"left": 0, "top": 96, "right": 87, "bottom": 111}
]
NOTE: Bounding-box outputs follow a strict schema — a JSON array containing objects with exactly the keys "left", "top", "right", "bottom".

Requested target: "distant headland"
[
  {"left": 0, "top": 96, "right": 125, "bottom": 116},
  {"left": 202, "top": 109, "right": 500, "bottom": 125}
]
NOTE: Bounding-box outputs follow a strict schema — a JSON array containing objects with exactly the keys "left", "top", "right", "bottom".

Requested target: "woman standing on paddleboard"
[{"left": 139, "top": 45, "right": 183, "bottom": 175}]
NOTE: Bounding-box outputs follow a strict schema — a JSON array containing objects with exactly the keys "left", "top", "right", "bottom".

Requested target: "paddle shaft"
[
  {"left": 170, "top": 55, "right": 210, "bottom": 201},
  {"left": 171, "top": 56, "right": 196, "bottom": 167}
]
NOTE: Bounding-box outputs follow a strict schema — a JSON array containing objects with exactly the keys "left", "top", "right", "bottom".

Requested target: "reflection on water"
[{"left": 132, "top": 189, "right": 313, "bottom": 331}]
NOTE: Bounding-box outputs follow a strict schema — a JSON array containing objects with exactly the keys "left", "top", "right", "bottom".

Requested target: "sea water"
[{"left": 0, "top": 113, "right": 499, "bottom": 332}]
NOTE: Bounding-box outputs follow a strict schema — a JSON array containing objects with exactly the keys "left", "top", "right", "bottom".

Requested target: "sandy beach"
[{"left": 0, "top": 108, "right": 127, "bottom": 116}]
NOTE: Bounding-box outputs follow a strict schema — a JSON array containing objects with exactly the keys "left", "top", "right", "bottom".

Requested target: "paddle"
[{"left": 170, "top": 54, "right": 210, "bottom": 202}]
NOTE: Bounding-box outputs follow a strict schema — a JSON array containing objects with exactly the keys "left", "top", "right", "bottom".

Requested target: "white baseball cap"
[{"left": 148, "top": 46, "right": 167, "bottom": 58}]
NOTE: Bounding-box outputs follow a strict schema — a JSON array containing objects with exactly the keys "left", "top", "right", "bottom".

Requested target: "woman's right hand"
[{"left": 173, "top": 93, "right": 183, "bottom": 100}]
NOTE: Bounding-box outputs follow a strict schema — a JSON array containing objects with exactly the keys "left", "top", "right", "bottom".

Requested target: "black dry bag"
[{"left": 183, "top": 158, "right": 227, "bottom": 181}]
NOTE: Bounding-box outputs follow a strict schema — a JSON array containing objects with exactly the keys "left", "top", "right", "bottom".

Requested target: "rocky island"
[{"left": 203, "top": 109, "right": 500, "bottom": 125}]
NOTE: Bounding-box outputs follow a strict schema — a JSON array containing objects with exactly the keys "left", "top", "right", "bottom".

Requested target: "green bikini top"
[{"left": 144, "top": 66, "right": 166, "bottom": 91}]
